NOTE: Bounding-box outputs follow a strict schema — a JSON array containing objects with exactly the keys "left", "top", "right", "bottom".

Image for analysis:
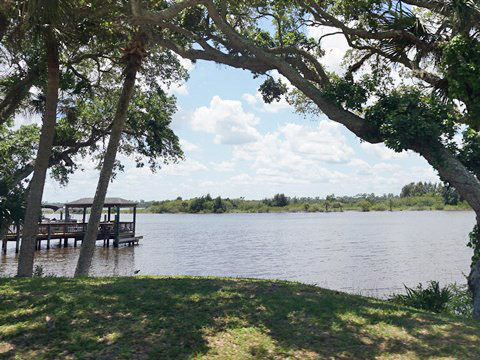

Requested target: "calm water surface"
[{"left": 0, "top": 211, "right": 475, "bottom": 296}]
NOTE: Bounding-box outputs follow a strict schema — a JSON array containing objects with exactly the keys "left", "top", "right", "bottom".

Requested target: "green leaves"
[
  {"left": 0, "top": 125, "right": 40, "bottom": 177},
  {"left": 321, "top": 74, "right": 372, "bottom": 112},
  {"left": 0, "top": 125, "right": 37, "bottom": 226},
  {"left": 123, "top": 88, "right": 183, "bottom": 171},
  {"left": 365, "top": 88, "right": 459, "bottom": 152},
  {"left": 389, "top": 281, "right": 453, "bottom": 314},
  {"left": 467, "top": 225, "right": 480, "bottom": 265},
  {"left": 258, "top": 77, "right": 288, "bottom": 104},
  {"left": 458, "top": 128, "right": 480, "bottom": 177},
  {"left": 440, "top": 35, "right": 480, "bottom": 126}
]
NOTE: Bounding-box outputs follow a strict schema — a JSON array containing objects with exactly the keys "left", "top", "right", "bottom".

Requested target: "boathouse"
[{"left": 2, "top": 197, "right": 142, "bottom": 254}]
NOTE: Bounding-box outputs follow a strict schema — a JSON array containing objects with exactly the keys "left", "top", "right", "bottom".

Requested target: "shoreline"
[{"left": 130, "top": 207, "right": 474, "bottom": 215}]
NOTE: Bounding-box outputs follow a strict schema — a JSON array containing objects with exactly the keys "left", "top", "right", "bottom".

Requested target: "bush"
[
  {"left": 445, "top": 283, "right": 473, "bottom": 319},
  {"left": 371, "top": 203, "right": 387, "bottom": 211},
  {"left": 358, "top": 200, "right": 371, "bottom": 212},
  {"left": 389, "top": 281, "right": 452, "bottom": 313}
]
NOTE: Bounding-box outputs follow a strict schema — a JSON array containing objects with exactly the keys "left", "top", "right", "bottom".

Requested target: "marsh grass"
[{"left": 1, "top": 276, "right": 479, "bottom": 359}]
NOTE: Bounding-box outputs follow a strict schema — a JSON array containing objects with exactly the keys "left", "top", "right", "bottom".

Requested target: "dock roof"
[{"left": 65, "top": 197, "right": 138, "bottom": 208}]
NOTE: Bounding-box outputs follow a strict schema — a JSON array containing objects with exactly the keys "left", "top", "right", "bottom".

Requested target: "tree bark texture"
[
  {"left": 17, "top": 30, "right": 59, "bottom": 277},
  {"left": 469, "top": 218, "right": 480, "bottom": 319},
  {"left": 0, "top": 7, "right": 7, "bottom": 43},
  {"left": 74, "top": 33, "right": 146, "bottom": 277}
]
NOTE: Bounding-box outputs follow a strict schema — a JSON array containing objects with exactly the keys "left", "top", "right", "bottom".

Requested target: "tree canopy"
[
  {"left": 0, "top": 0, "right": 186, "bottom": 193},
  {"left": 132, "top": 0, "right": 480, "bottom": 207}
]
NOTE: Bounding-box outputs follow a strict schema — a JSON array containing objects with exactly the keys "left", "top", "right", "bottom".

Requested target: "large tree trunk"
[
  {"left": 468, "top": 219, "right": 480, "bottom": 319},
  {"left": 74, "top": 34, "right": 146, "bottom": 277},
  {"left": 16, "top": 31, "right": 59, "bottom": 277},
  {"left": 415, "top": 143, "right": 480, "bottom": 319}
]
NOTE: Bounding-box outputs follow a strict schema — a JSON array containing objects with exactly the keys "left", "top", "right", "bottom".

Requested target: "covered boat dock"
[{"left": 2, "top": 197, "right": 142, "bottom": 254}]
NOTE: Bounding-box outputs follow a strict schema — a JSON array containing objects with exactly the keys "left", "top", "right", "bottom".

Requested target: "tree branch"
[
  {"left": 202, "top": 0, "right": 381, "bottom": 142},
  {"left": 298, "top": 0, "right": 435, "bottom": 52},
  {"left": 154, "top": 36, "right": 274, "bottom": 73},
  {"left": 0, "top": 67, "right": 39, "bottom": 126},
  {"left": 131, "top": 0, "right": 199, "bottom": 24}
]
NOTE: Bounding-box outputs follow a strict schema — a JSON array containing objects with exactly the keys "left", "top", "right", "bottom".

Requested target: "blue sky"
[{"left": 43, "top": 27, "right": 439, "bottom": 202}]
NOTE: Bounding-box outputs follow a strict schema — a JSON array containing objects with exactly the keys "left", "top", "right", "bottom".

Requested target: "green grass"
[{"left": 1, "top": 277, "right": 479, "bottom": 359}]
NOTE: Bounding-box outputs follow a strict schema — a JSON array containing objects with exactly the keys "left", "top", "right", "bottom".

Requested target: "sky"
[{"left": 42, "top": 26, "right": 440, "bottom": 203}]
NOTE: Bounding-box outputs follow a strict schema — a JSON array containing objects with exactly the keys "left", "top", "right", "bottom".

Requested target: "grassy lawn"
[{"left": 1, "top": 277, "right": 479, "bottom": 359}]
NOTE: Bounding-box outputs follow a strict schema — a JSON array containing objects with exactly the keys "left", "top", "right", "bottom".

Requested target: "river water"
[{"left": 0, "top": 211, "right": 475, "bottom": 296}]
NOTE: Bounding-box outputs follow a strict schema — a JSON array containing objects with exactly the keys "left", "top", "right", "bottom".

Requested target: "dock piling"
[
  {"left": 47, "top": 225, "right": 51, "bottom": 250},
  {"left": 15, "top": 225, "right": 20, "bottom": 254}
]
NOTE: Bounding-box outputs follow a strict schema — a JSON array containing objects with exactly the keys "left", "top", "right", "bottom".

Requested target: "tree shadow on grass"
[{"left": 1, "top": 277, "right": 479, "bottom": 359}]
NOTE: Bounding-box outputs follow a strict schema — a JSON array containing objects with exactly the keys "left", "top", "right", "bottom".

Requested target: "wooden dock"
[
  {"left": 1, "top": 197, "right": 143, "bottom": 254},
  {"left": 2, "top": 221, "right": 142, "bottom": 254}
]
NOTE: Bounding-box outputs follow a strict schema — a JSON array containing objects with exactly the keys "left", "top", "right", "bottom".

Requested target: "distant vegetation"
[{"left": 145, "top": 182, "right": 471, "bottom": 214}]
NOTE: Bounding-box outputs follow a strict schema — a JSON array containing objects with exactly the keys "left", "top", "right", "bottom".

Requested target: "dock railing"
[{"left": 6, "top": 221, "right": 135, "bottom": 240}]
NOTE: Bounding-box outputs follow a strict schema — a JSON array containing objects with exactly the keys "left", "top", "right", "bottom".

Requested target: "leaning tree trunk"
[
  {"left": 74, "top": 34, "right": 147, "bottom": 277},
  {"left": 17, "top": 30, "right": 59, "bottom": 277},
  {"left": 415, "top": 143, "right": 480, "bottom": 319}
]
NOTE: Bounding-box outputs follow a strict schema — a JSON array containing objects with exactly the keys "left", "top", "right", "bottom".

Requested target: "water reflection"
[
  {"left": 0, "top": 211, "right": 475, "bottom": 296},
  {"left": 0, "top": 243, "right": 136, "bottom": 277}
]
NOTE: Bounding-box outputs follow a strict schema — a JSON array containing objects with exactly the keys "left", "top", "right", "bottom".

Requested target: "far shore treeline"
[{"left": 122, "top": 181, "right": 469, "bottom": 214}]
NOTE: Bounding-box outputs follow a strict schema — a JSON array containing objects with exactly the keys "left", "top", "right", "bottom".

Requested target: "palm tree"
[
  {"left": 17, "top": 0, "right": 63, "bottom": 277},
  {"left": 74, "top": 33, "right": 148, "bottom": 277}
]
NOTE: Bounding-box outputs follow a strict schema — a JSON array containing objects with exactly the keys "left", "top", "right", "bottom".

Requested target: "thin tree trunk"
[
  {"left": 0, "top": 225, "right": 7, "bottom": 254},
  {"left": 17, "top": 30, "right": 59, "bottom": 277},
  {"left": 74, "top": 34, "right": 146, "bottom": 277}
]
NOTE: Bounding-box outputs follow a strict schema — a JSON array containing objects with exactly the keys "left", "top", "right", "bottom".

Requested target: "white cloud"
[
  {"left": 230, "top": 173, "right": 254, "bottom": 184},
  {"left": 235, "top": 121, "right": 353, "bottom": 163},
  {"left": 242, "top": 91, "right": 291, "bottom": 113},
  {"left": 271, "top": 70, "right": 294, "bottom": 92},
  {"left": 178, "top": 57, "right": 195, "bottom": 72},
  {"left": 348, "top": 159, "right": 401, "bottom": 176},
  {"left": 179, "top": 138, "right": 199, "bottom": 152},
  {"left": 159, "top": 56, "right": 195, "bottom": 96},
  {"left": 211, "top": 161, "right": 236, "bottom": 172},
  {"left": 169, "top": 82, "right": 189, "bottom": 96},
  {"left": 346, "top": 155, "right": 439, "bottom": 192},
  {"left": 360, "top": 142, "right": 410, "bottom": 161},
  {"left": 242, "top": 93, "right": 258, "bottom": 106},
  {"left": 13, "top": 112, "right": 42, "bottom": 129},
  {"left": 307, "top": 25, "right": 349, "bottom": 74},
  {"left": 281, "top": 122, "right": 353, "bottom": 162},
  {"left": 231, "top": 120, "right": 351, "bottom": 185},
  {"left": 191, "top": 96, "right": 261, "bottom": 145},
  {"left": 161, "top": 158, "right": 207, "bottom": 176}
]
